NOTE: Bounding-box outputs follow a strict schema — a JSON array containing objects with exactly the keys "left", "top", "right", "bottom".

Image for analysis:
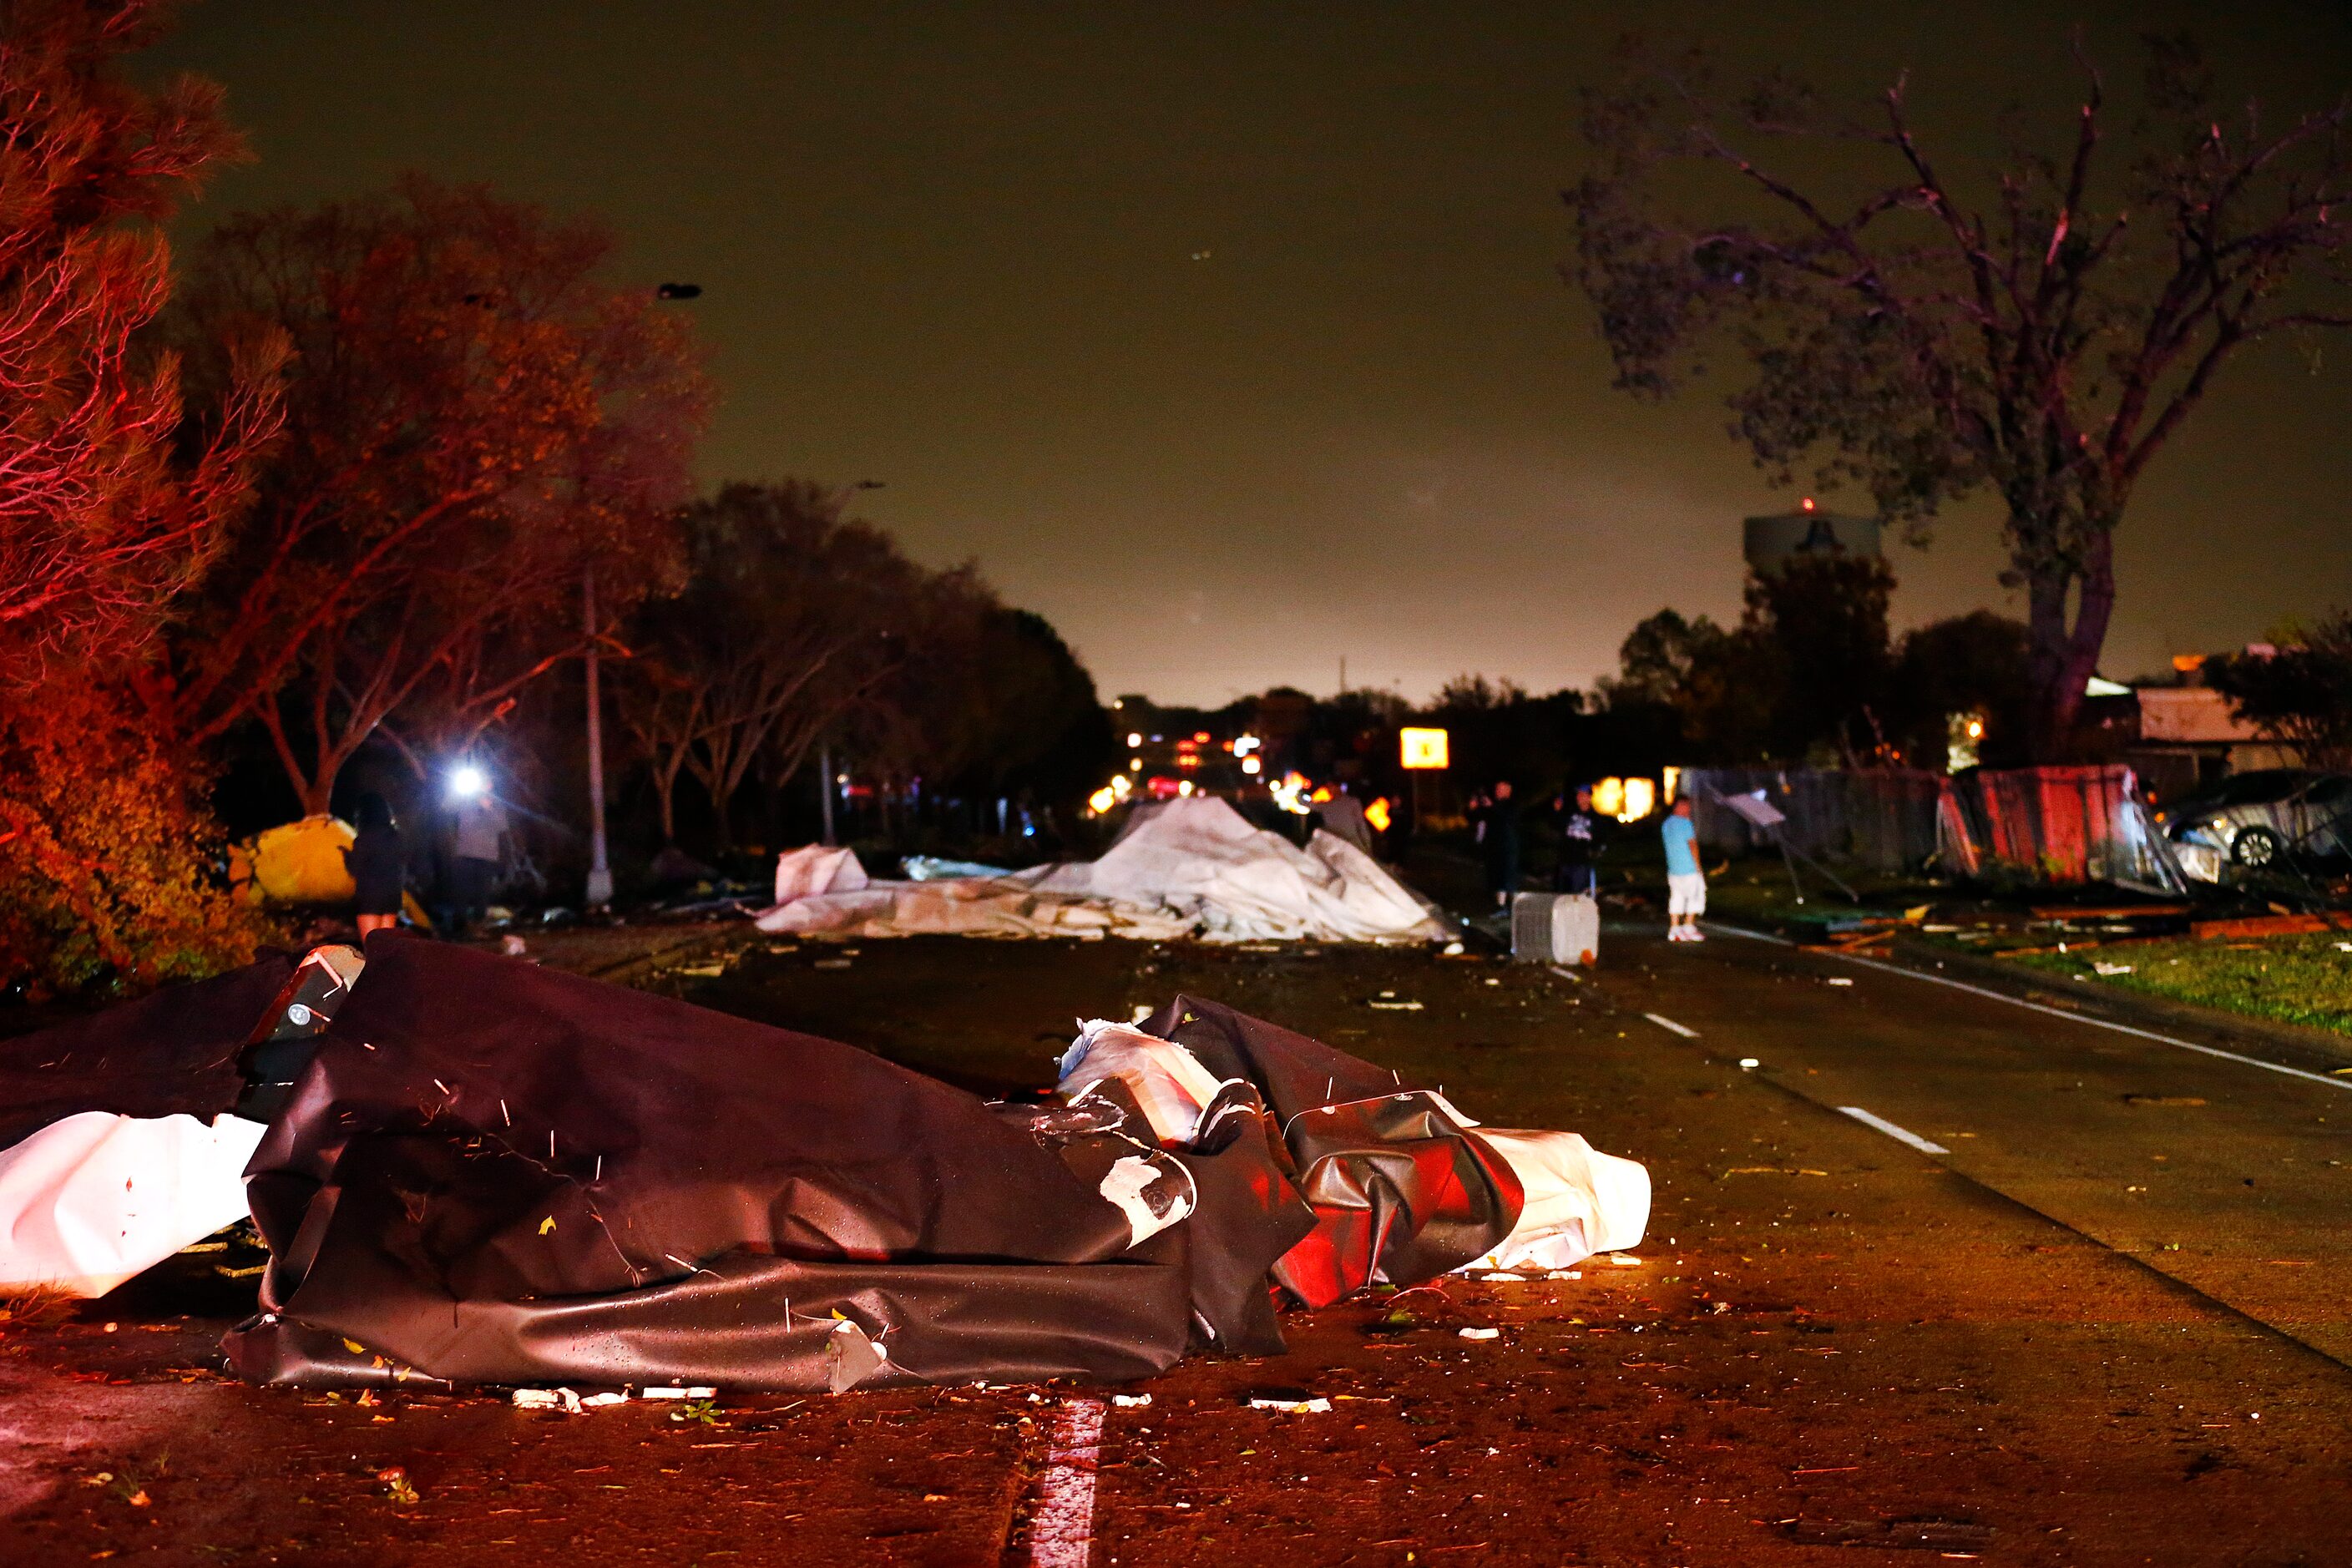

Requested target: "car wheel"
[{"left": 2233, "top": 826, "right": 2283, "bottom": 867}]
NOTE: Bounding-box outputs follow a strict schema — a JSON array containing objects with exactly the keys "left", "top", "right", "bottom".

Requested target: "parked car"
[{"left": 2162, "top": 768, "right": 2352, "bottom": 878}]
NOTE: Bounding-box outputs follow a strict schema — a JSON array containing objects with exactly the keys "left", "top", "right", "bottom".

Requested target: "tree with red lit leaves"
[
  {"left": 1570, "top": 37, "right": 2352, "bottom": 759},
  {"left": 170, "top": 180, "right": 708, "bottom": 813},
  {"left": 0, "top": 1, "right": 281, "bottom": 994},
  {"left": 0, "top": 0, "right": 281, "bottom": 683}
]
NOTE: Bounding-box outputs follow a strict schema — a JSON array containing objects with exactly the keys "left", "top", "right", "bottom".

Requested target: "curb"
[{"left": 572, "top": 923, "right": 749, "bottom": 986}]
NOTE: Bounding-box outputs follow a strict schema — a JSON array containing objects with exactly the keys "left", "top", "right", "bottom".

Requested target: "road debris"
[{"left": 513, "top": 1387, "right": 584, "bottom": 1413}]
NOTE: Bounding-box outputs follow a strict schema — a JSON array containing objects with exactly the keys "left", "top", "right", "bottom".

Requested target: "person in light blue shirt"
[{"left": 1661, "top": 796, "right": 1706, "bottom": 943}]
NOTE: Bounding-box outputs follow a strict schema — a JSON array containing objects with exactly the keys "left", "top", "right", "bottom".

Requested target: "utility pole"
[
  {"left": 810, "top": 481, "right": 879, "bottom": 852},
  {"left": 583, "top": 564, "right": 613, "bottom": 908},
  {"left": 819, "top": 743, "right": 837, "bottom": 847}
]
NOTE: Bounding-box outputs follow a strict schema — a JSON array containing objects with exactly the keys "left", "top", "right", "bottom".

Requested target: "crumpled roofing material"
[
  {"left": 757, "top": 797, "right": 1447, "bottom": 944},
  {"left": 0, "top": 933, "right": 1645, "bottom": 1390},
  {"left": 0, "top": 1111, "right": 265, "bottom": 1297}
]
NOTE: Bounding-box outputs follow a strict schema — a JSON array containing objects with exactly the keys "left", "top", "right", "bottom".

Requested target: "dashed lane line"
[
  {"left": 1837, "top": 1105, "right": 1950, "bottom": 1155},
  {"left": 1643, "top": 1012, "right": 1699, "bottom": 1038},
  {"left": 1025, "top": 1397, "right": 1106, "bottom": 1567}
]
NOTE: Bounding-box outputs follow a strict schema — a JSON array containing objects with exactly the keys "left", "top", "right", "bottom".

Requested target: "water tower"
[{"left": 1743, "top": 497, "right": 1881, "bottom": 573}]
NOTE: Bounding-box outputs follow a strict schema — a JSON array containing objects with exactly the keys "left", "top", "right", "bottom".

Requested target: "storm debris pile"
[
  {"left": 755, "top": 797, "right": 1448, "bottom": 945},
  {"left": 1, "top": 932, "right": 1644, "bottom": 1393}
]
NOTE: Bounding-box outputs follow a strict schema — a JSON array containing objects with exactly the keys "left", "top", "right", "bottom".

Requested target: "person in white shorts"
[{"left": 1661, "top": 795, "right": 1706, "bottom": 942}]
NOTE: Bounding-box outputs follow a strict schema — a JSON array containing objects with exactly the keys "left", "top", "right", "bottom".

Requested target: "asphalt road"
[
  {"left": 3, "top": 926, "right": 2348, "bottom": 1565},
  {"left": 1657, "top": 923, "right": 2352, "bottom": 1368}
]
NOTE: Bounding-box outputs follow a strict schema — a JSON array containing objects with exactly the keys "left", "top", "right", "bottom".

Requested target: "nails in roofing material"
[
  {"left": 1026, "top": 1398, "right": 1107, "bottom": 1567},
  {"left": 1644, "top": 1013, "right": 1699, "bottom": 1038},
  {"left": 1839, "top": 1106, "right": 1950, "bottom": 1155}
]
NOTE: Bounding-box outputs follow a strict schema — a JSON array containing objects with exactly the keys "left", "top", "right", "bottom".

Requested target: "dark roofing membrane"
[{"left": 8, "top": 935, "right": 1520, "bottom": 1391}]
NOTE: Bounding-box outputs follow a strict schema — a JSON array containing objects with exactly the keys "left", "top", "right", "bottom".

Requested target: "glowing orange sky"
[{"left": 148, "top": 1, "right": 2352, "bottom": 705}]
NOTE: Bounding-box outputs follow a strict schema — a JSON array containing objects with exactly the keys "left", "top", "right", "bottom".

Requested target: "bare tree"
[
  {"left": 1570, "top": 37, "right": 2352, "bottom": 757},
  {"left": 616, "top": 483, "right": 984, "bottom": 852}
]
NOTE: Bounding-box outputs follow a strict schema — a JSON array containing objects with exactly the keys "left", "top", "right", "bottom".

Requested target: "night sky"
[{"left": 142, "top": 3, "right": 2352, "bottom": 706}]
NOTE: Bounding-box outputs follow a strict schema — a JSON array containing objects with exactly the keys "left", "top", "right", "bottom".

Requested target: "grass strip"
[{"left": 2006, "top": 933, "right": 2352, "bottom": 1038}]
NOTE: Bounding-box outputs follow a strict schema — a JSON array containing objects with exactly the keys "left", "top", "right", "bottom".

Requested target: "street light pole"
[
  {"left": 584, "top": 279, "right": 706, "bottom": 909},
  {"left": 583, "top": 564, "right": 614, "bottom": 908}
]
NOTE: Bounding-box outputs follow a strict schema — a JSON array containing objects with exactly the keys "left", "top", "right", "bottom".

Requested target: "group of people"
[
  {"left": 1471, "top": 781, "right": 1707, "bottom": 940},
  {"left": 341, "top": 783, "right": 513, "bottom": 939}
]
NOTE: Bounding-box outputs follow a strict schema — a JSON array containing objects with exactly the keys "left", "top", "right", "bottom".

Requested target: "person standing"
[
  {"left": 344, "top": 792, "right": 404, "bottom": 940},
  {"left": 1553, "top": 783, "right": 1602, "bottom": 897},
  {"left": 447, "top": 778, "right": 509, "bottom": 936},
  {"left": 1662, "top": 794, "right": 1706, "bottom": 942},
  {"left": 1477, "top": 779, "right": 1522, "bottom": 908},
  {"left": 1312, "top": 786, "right": 1374, "bottom": 854}
]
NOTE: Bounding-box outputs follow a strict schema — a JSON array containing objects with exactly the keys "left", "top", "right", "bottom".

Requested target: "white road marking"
[
  {"left": 1644, "top": 1012, "right": 1699, "bottom": 1038},
  {"left": 1702, "top": 921, "right": 1792, "bottom": 945},
  {"left": 1705, "top": 922, "right": 2352, "bottom": 1096},
  {"left": 1027, "top": 1396, "right": 1107, "bottom": 1566},
  {"left": 1839, "top": 1106, "right": 1949, "bottom": 1155}
]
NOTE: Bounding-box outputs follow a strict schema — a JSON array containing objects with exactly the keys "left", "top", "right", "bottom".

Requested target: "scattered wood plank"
[
  {"left": 2190, "top": 912, "right": 2352, "bottom": 941},
  {"left": 2031, "top": 905, "right": 2190, "bottom": 920}
]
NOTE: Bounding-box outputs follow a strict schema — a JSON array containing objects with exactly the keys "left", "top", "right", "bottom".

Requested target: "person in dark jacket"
[
  {"left": 1475, "top": 779, "right": 1523, "bottom": 908},
  {"left": 345, "top": 792, "right": 404, "bottom": 940},
  {"left": 1552, "top": 782, "right": 1604, "bottom": 896}
]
